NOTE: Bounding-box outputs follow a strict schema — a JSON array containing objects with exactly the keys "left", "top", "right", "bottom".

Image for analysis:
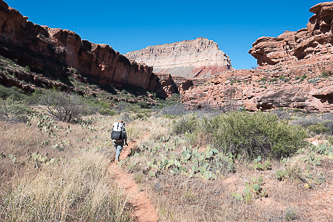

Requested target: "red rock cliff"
[
  {"left": 249, "top": 2, "right": 333, "bottom": 66},
  {"left": 0, "top": 0, "right": 166, "bottom": 97},
  {"left": 183, "top": 2, "right": 333, "bottom": 113}
]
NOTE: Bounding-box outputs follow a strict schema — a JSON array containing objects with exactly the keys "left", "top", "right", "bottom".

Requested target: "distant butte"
[{"left": 125, "top": 37, "right": 232, "bottom": 78}]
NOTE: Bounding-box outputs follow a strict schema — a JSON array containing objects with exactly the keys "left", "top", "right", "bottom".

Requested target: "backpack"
[{"left": 111, "top": 122, "right": 124, "bottom": 141}]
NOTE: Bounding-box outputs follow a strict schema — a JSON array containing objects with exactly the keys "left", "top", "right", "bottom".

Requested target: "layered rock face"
[
  {"left": 183, "top": 58, "right": 333, "bottom": 112},
  {"left": 249, "top": 2, "right": 333, "bottom": 66},
  {"left": 125, "top": 38, "right": 231, "bottom": 78},
  {"left": 0, "top": 0, "right": 166, "bottom": 97},
  {"left": 183, "top": 3, "right": 333, "bottom": 113}
]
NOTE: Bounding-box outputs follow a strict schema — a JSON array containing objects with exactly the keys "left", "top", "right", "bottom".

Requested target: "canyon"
[{"left": 1, "top": 0, "right": 333, "bottom": 113}]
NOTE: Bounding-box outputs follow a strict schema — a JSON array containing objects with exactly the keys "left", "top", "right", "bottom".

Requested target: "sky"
[{"left": 5, "top": 0, "right": 326, "bottom": 70}]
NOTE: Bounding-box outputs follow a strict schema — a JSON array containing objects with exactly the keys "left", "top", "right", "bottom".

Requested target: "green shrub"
[
  {"left": 172, "top": 114, "right": 199, "bottom": 135},
  {"left": 321, "top": 70, "right": 330, "bottom": 78},
  {"left": 162, "top": 114, "right": 177, "bottom": 119},
  {"left": 328, "top": 136, "right": 333, "bottom": 144},
  {"left": 137, "top": 101, "right": 150, "bottom": 108},
  {"left": 0, "top": 85, "right": 30, "bottom": 101},
  {"left": 157, "top": 93, "right": 182, "bottom": 108},
  {"left": 80, "top": 96, "right": 111, "bottom": 115},
  {"left": 171, "top": 111, "right": 307, "bottom": 160},
  {"left": 126, "top": 104, "right": 141, "bottom": 112},
  {"left": 0, "top": 97, "right": 32, "bottom": 122},
  {"left": 210, "top": 112, "right": 307, "bottom": 159},
  {"left": 307, "top": 123, "right": 330, "bottom": 134},
  {"left": 259, "top": 78, "right": 267, "bottom": 82},
  {"left": 98, "top": 108, "right": 116, "bottom": 116},
  {"left": 299, "top": 75, "right": 307, "bottom": 82},
  {"left": 120, "top": 113, "right": 133, "bottom": 123}
]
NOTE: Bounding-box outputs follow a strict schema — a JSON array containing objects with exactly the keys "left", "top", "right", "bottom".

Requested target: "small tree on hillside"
[{"left": 40, "top": 91, "right": 84, "bottom": 123}]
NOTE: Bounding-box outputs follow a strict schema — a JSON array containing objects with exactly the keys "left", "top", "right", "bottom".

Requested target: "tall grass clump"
[{"left": 0, "top": 152, "right": 131, "bottom": 222}]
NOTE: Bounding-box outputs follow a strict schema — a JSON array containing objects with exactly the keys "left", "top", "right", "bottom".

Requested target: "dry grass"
[
  {"left": 0, "top": 111, "right": 132, "bottom": 221},
  {"left": 0, "top": 152, "right": 130, "bottom": 221},
  {"left": 126, "top": 119, "right": 150, "bottom": 141}
]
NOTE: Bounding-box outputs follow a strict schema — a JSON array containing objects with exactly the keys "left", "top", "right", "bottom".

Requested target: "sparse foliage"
[{"left": 40, "top": 90, "right": 84, "bottom": 122}]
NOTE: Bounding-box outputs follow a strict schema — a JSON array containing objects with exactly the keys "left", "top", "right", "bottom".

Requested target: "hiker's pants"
[{"left": 113, "top": 141, "right": 123, "bottom": 161}]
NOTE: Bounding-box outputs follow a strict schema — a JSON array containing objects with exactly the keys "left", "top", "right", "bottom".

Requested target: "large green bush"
[
  {"left": 172, "top": 111, "right": 307, "bottom": 160},
  {"left": 210, "top": 112, "right": 307, "bottom": 159}
]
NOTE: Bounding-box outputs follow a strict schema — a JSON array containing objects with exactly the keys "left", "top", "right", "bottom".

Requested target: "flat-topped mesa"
[
  {"left": 249, "top": 1, "right": 333, "bottom": 66},
  {"left": 125, "top": 37, "right": 232, "bottom": 78},
  {"left": 0, "top": 0, "right": 166, "bottom": 97}
]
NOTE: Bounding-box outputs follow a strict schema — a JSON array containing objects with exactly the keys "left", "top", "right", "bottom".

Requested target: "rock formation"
[
  {"left": 0, "top": 0, "right": 167, "bottom": 97},
  {"left": 125, "top": 38, "right": 231, "bottom": 78},
  {"left": 182, "top": 58, "right": 333, "bottom": 112},
  {"left": 249, "top": 2, "right": 333, "bottom": 66},
  {"left": 183, "top": 2, "right": 333, "bottom": 113}
]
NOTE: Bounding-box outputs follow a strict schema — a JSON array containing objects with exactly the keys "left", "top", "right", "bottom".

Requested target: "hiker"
[{"left": 111, "top": 120, "right": 128, "bottom": 162}]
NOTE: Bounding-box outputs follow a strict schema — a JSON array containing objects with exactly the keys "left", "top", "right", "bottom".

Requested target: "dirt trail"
[{"left": 109, "top": 134, "right": 158, "bottom": 222}]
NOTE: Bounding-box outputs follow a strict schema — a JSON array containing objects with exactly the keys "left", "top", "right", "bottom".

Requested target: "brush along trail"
[{"left": 109, "top": 133, "right": 158, "bottom": 222}]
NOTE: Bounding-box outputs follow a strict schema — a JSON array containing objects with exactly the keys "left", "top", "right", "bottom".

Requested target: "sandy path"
[{"left": 109, "top": 135, "right": 158, "bottom": 222}]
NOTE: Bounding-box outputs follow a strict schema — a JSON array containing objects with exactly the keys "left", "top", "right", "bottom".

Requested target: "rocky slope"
[
  {"left": 0, "top": 0, "right": 167, "bottom": 97},
  {"left": 183, "top": 2, "right": 333, "bottom": 113},
  {"left": 249, "top": 2, "right": 333, "bottom": 66},
  {"left": 125, "top": 37, "right": 231, "bottom": 78}
]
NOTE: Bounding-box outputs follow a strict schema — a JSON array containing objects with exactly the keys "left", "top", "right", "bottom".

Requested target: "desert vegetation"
[
  {"left": 119, "top": 109, "right": 332, "bottom": 221},
  {"left": 0, "top": 102, "right": 133, "bottom": 221},
  {"left": 0, "top": 67, "right": 333, "bottom": 221}
]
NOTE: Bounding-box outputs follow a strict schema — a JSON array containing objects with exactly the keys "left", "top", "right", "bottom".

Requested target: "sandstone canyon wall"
[
  {"left": 125, "top": 38, "right": 231, "bottom": 78},
  {"left": 249, "top": 2, "right": 333, "bottom": 66},
  {"left": 183, "top": 2, "right": 333, "bottom": 113},
  {"left": 0, "top": 0, "right": 166, "bottom": 97}
]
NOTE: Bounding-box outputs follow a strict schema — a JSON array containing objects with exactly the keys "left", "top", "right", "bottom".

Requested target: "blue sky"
[{"left": 6, "top": 0, "right": 324, "bottom": 69}]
